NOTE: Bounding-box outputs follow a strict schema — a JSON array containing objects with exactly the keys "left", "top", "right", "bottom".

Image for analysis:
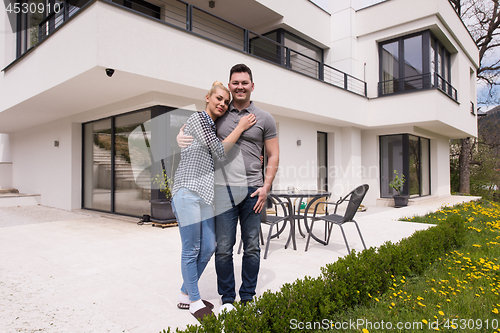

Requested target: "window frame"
[
  {"left": 378, "top": 30, "right": 452, "bottom": 98},
  {"left": 379, "top": 133, "right": 431, "bottom": 198}
]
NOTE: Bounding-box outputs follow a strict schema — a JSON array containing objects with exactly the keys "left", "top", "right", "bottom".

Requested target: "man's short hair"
[{"left": 230, "top": 63, "right": 253, "bottom": 82}]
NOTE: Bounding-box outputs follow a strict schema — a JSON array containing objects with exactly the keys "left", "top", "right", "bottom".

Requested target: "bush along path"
[{"left": 162, "top": 199, "right": 499, "bottom": 333}]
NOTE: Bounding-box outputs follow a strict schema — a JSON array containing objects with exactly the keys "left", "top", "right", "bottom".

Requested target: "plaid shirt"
[{"left": 172, "top": 111, "right": 226, "bottom": 206}]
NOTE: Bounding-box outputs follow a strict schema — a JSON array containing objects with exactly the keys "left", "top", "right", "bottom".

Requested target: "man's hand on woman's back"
[{"left": 177, "top": 124, "right": 194, "bottom": 148}]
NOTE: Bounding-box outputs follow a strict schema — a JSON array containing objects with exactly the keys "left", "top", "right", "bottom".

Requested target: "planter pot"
[
  {"left": 150, "top": 199, "right": 176, "bottom": 221},
  {"left": 393, "top": 195, "right": 409, "bottom": 208}
]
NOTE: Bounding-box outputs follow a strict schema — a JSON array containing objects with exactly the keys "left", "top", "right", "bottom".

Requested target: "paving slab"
[{"left": 0, "top": 195, "right": 480, "bottom": 332}]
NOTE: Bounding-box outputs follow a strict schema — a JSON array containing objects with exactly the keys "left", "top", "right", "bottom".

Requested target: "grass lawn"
[{"left": 331, "top": 200, "right": 500, "bottom": 332}]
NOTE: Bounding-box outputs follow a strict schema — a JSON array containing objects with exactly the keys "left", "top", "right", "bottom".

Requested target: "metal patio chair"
[
  {"left": 305, "top": 184, "right": 369, "bottom": 254},
  {"left": 238, "top": 197, "right": 291, "bottom": 259}
]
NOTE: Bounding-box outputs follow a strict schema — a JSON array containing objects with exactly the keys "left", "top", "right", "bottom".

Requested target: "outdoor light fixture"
[
  {"left": 296, "top": 140, "right": 301, "bottom": 146},
  {"left": 54, "top": 141, "right": 59, "bottom": 147},
  {"left": 105, "top": 68, "right": 115, "bottom": 77},
  {"left": 209, "top": 0, "right": 215, "bottom": 8}
]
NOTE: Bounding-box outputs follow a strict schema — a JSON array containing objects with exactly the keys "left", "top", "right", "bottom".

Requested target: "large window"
[
  {"left": 83, "top": 106, "right": 193, "bottom": 217},
  {"left": 250, "top": 29, "right": 323, "bottom": 78},
  {"left": 380, "top": 134, "right": 430, "bottom": 198},
  {"left": 379, "top": 31, "right": 455, "bottom": 100}
]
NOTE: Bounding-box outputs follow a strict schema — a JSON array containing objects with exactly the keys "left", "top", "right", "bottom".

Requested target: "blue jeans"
[
  {"left": 172, "top": 187, "right": 216, "bottom": 302},
  {"left": 214, "top": 185, "right": 261, "bottom": 303}
]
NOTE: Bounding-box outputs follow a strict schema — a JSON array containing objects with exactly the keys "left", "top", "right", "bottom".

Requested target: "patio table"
[{"left": 268, "top": 189, "right": 331, "bottom": 251}]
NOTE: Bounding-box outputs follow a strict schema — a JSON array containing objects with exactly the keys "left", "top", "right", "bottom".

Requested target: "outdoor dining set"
[{"left": 239, "top": 184, "right": 370, "bottom": 259}]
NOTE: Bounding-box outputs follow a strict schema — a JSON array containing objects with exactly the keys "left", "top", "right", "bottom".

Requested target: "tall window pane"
[
  {"left": 438, "top": 44, "right": 443, "bottom": 76},
  {"left": 114, "top": 110, "right": 151, "bottom": 216},
  {"left": 421, "top": 138, "right": 430, "bottom": 195},
  {"left": 284, "top": 32, "right": 322, "bottom": 62},
  {"left": 284, "top": 32, "right": 322, "bottom": 79},
  {"left": 83, "top": 119, "right": 112, "bottom": 211},
  {"left": 408, "top": 135, "right": 420, "bottom": 196},
  {"left": 381, "top": 41, "right": 400, "bottom": 94},
  {"left": 404, "top": 35, "right": 423, "bottom": 91},
  {"left": 317, "top": 132, "right": 327, "bottom": 191},
  {"left": 380, "top": 134, "right": 431, "bottom": 198},
  {"left": 27, "top": 0, "right": 44, "bottom": 48},
  {"left": 380, "top": 135, "right": 403, "bottom": 197},
  {"left": 430, "top": 38, "right": 436, "bottom": 86}
]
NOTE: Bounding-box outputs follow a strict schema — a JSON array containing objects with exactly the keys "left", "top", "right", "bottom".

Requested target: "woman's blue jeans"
[{"left": 172, "top": 187, "right": 216, "bottom": 302}]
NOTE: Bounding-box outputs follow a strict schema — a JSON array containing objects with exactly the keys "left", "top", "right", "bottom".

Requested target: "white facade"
[{"left": 0, "top": 0, "right": 478, "bottom": 212}]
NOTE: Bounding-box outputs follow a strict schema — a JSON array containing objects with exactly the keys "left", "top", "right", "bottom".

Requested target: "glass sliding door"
[
  {"left": 421, "top": 138, "right": 430, "bottom": 196},
  {"left": 408, "top": 135, "right": 420, "bottom": 196},
  {"left": 83, "top": 106, "right": 194, "bottom": 218},
  {"left": 380, "top": 135, "right": 404, "bottom": 197},
  {"left": 317, "top": 132, "right": 328, "bottom": 191},
  {"left": 83, "top": 119, "right": 112, "bottom": 211},
  {"left": 114, "top": 110, "right": 151, "bottom": 216},
  {"left": 380, "top": 134, "right": 431, "bottom": 198}
]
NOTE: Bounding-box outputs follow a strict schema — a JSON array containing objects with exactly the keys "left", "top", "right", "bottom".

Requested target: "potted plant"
[
  {"left": 150, "top": 168, "right": 175, "bottom": 222},
  {"left": 389, "top": 170, "right": 409, "bottom": 207}
]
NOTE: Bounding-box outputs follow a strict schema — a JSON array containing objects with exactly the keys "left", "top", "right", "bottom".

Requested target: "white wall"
[
  {"left": 0, "top": 163, "right": 12, "bottom": 189},
  {"left": 257, "top": 0, "right": 331, "bottom": 47},
  {"left": 0, "top": 133, "right": 11, "bottom": 162},
  {"left": 360, "top": 130, "right": 380, "bottom": 206},
  {"left": 11, "top": 118, "right": 81, "bottom": 210},
  {"left": 0, "top": 134, "right": 12, "bottom": 189},
  {"left": 431, "top": 135, "right": 451, "bottom": 197},
  {"left": 327, "top": 0, "right": 358, "bottom": 76}
]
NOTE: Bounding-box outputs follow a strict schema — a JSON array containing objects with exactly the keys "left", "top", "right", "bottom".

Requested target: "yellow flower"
[
  {"left": 362, "top": 329, "right": 369, "bottom": 333},
  {"left": 439, "top": 310, "right": 444, "bottom": 316},
  {"left": 375, "top": 298, "right": 379, "bottom": 302},
  {"left": 422, "top": 319, "right": 428, "bottom": 324},
  {"left": 418, "top": 302, "right": 426, "bottom": 307},
  {"left": 493, "top": 308, "right": 499, "bottom": 314},
  {"left": 391, "top": 302, "right": 395, "bottom": 307}
]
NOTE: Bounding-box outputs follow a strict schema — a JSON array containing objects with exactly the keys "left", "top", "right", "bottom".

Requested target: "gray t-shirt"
[{"left": 214, "top": 101, "right": 277, "bottom": 187}]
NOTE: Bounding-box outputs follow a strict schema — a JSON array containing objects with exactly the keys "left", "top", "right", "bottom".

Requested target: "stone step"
[{"left": 0, "top": 188, "right": 19, "bottom": 194}]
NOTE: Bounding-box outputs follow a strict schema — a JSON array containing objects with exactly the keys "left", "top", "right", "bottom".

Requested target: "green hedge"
[{"left": 164, "top": 214, "right": 465, "bottom": 333}]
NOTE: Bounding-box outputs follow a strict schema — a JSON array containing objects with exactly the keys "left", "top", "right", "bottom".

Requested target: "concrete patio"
[{"left": 0, "top": 195, "right": 479, "bottom": 332}]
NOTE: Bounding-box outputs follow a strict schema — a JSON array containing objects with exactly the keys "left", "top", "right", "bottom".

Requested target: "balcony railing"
[
  {"left": 33, "top": 0, "right": 367, "bottom": 97},
  {"left": 378, "top": 72, "right": 458, "bottom": 101}
]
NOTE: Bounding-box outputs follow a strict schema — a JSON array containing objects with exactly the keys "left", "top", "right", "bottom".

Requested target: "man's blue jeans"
[
  {"left": 214, "top": 185, "right": 261, "bottom": 303},
  {"left": 172, "top": 187, "right": 216, "bottom": 302}
]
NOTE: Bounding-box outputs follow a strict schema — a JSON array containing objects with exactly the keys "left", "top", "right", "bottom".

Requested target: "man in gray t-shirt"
[{"left": 178, "top": 64, "right": 279, "bottom": 310}]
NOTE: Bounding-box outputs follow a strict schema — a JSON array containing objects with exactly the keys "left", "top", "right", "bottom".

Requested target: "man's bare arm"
[{"left": 251, "top": 137, "right": 279, "bottom": 213}]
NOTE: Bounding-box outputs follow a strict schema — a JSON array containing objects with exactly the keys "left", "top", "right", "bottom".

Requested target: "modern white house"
[{"left": 0, "top": 0, "right": 478, "bottom": 218}]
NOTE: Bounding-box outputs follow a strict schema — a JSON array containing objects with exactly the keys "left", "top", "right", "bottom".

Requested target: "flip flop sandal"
[
  {"left": 177, "top": 299, "right": 214, "bottom": 310},
  {"left": 191, "top": 305, "right": 214, "bottom": 322}
]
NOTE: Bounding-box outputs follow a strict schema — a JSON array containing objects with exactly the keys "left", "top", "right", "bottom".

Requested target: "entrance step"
[
  {"left": 0, "top": 188, "right": 19, "bottom": 194},
  {"left": 0, "top": 189, "right": 41, "bottom": 207}
]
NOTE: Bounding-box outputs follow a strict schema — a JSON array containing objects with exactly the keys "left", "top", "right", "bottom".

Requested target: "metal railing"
[
  {"left": 32, "top": 0, "right": 367, "bottom": 97},
  {"left": 38, "top": 3, "right": 66, "bottom": 42},
  {"left": 378, "top": 72, "right": 458, "bottom": 101},
  {"left": 435, "top": 73, "right": 458, "bottom": 101}
]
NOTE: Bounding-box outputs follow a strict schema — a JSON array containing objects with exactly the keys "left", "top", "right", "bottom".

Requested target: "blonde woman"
[{"left": 171, "top": 81, "right": 256, "bottom": 321}]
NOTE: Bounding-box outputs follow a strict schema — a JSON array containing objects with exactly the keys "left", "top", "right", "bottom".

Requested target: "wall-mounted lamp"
[
  {"left": 105, "top": 68, "right": 115, "bottom": 77},
  {"left": 209, "top": 0, "right": 215, "bottom": 8},
  {"left": 54, "top": 141, "right": 59, "bottom": 147},
  {"left": 296, "top": 140, "right": 301, "bottom": 146}
]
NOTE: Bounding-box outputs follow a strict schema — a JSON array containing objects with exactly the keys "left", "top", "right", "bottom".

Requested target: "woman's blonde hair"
[{"left": 206, "top": 81, "right": 230, "bottom": 102}]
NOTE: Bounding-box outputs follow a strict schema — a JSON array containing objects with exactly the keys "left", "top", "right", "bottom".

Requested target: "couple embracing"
[{"left": 170, "top": 63, "right": 279, "bottom": 321}]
